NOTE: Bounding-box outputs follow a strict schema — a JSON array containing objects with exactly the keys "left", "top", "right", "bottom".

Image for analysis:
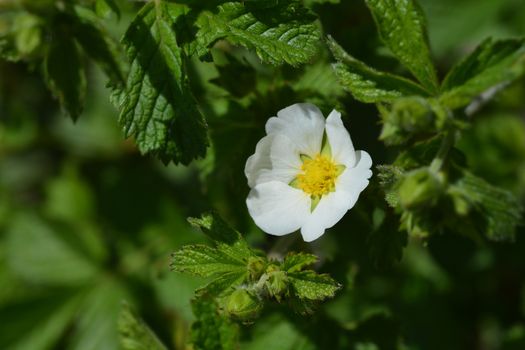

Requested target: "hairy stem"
[{"left": 430, "top": 130, "right": 456, "bottom": 173}]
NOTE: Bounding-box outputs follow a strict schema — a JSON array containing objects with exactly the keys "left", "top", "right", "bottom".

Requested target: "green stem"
[{"left": 429, "top": 131, "right": 456, "bottom": 173}]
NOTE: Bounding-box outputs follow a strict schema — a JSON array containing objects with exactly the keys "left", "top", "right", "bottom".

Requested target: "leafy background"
[{"left": 1, "top": 0, "right": 525, "bottom": 349}]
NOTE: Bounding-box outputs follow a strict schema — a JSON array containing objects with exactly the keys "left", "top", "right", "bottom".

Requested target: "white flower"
[{"left": 245, "top": 103, "right": 373, "bottom": 242}]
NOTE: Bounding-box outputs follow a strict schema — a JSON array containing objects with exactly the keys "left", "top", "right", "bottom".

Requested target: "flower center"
[{"left": 297, "top": 155, "right": 339, "bottom": 197}]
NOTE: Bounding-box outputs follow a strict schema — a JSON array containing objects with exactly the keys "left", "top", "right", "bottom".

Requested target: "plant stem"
[{"left": 430, "top": 131, "right": 456, "bottom": 173}]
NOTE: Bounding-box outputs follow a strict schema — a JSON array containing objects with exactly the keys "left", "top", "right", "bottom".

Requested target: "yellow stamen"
[{"left": 297, "top": 154, "right": 339, "bottom": 197}]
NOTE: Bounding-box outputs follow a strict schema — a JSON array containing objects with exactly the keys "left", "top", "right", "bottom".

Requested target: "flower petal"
[
  {"left": 337, "top": 150, "right": 373, "bottom": 197},
  {"left": 247, "top": 181, "right": 311, "bottom": 236},
  {"left": 245, "top": 134, "right": 301, "bottom": 187},
  {"left": 270, "top": 133, "right": 302, "bottom": 171},
  {"left": 325, "top": 109, "right": 356, "bottom": 167},
  {"left": 300, "top": 190, "right": 353, "bottom": 242},
  {"left": 265, "top": 103, "right": 325, "bottom": 157},
  {"left": 300, "top": 151, "right": 372, "bottom": 242},
  {"left": 245, "top": 135, "right": 274, "bottom": 188}
]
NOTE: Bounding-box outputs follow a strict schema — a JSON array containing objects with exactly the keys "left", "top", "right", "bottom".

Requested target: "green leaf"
[
  {"left": 440, "top": 37, "right": 525, "bottom": 110},
  {"left": 95, "top": 0, "right": 120, "bottom": 19},
  {"left": 44, "top": 25, "right": 86, "bottom": 120},
  {"left": 173, "top": 213, "right": 341, "bottom": 320},
  {"left": 72, "top": 9, "right": 125, "bottom": 86},
  {"left": 327, "top": 36, "right": 429, "bottom": 103},
  {"left": 194, "top": 1, "right": 321, "bottom": 66},
  {"left": 448, "top": 172, "right": 523, "bottom": 241},
  {"left": 241, "top": 314, "right": 315, "bottom": 350},
  {"left": 119, "top": 303, "right": 167, "bottom": 350},
  {"left": 117, "top": 1, "right": 208, "bottom": 164},
  {"left": 171, "top": 244, "right": 247, "bottom": 277},
  {"left": 376, "top": 164, "right": 404, "bottom": 208},
  {"left": 188, "top": 212, "right": 254, "bottom": 261},
  {"left": 0, "top": 291, "right": 83, "bottom": 350},
  {"left": 457, "top": 113, "right": 525, "bottom": 195},
  {"left": 364, "top": 0, "right": 438, "bottom": 92},
  {"left": 288, "top": 271, "right": 341, "bottom": 301},
  {"left": 188, "top": 212, "right": 244, "bottom": 245},
  {"left": 196, "top": 271, "right": 248, "bottom": 298},
  {"left": 44, "top": 165, "right": 95, "bottom": 223},
  {"left": 282, "top": 252, "right": 318, "bottom": 273},
  {"left": 70, "top": 279, "right": 128, "bottom": 350},
  {"left": 190, "top": 297, "right": 239, "bottom": 350},
  {"left": 172, "top": 213, "right": 258, "bottom": 300},
  {"left": 12, "top": 13, "right": 43, "bottom": 58},
  {"left": 6, "top": 213, "right": 98, "bottom": 287}
]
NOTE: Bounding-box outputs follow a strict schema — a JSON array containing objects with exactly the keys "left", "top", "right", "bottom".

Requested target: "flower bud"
[
  {"left": 390, "top": 97, "right": 434, "bottom": 132},
  {"left": 398, "top": 168, "right": 445, "bottom": 210},
  {"left": 265, "top": 269, "right": 288, "bottom": 301},
  {"left": 225, "top": 289, "right": 262, "bottom": 321},
  {"left": 247, "top": 256, "right": 266, "bottom": 282},
  {"left": 380, "top": 97, "right": 437, "bottom": 145}
]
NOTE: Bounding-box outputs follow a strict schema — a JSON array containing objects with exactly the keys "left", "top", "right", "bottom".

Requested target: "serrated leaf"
[
  {"left": 288, "top": 271, "right": 341, "bottom": 301},
  {"left": 118, "top": 303, "right": 167, "bottom": 350},
  {"left": 282, "top": 252, "right": 318, "bottom": 273},
  {"left": 194, "top": 1, "right": 321, "bottom": 66},
  {"left": 188, "top": 212, "right": 254, "bottom": 261},
  {"left": 364, "top": 0, "right": 438, "bottom": 92},
  {"left": 191, "top": 297, "right": 239, "bottom": 350},
  {"left": 327, "top": 36, "right": 428, "bottom": 103},
  {"left": 449, "top": 172, "right": 523, "bottom": 241},
  {"left": 188, "top": 212, "right": 243, "bottom": 245},
  {"left": 171, "top": 245, "right": 247, "bottom": 277},
  {"left": 45, "top": 25, "right": 86, "bottom": 120},
  {"left": 196, "top": 271, "right": 247, "bottom": 298},
  {"left": 71, "top": 279, "right": 128, "bottom": 350},
  {"left": 440, "top": 37, "right": 525, "bottom": 110},
  {"left": 118, "top": 1, "right": 208, "bottom": 164},
  {"left": 172, "top": 214, "right": 257, "bottom": 301},
  {"left": 72, "top": 9, "right": 125, "bottom": 86}
]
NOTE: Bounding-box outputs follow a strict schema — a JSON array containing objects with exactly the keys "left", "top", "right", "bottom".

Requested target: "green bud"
[
  {"left": 398, "top": 168, "right": 445, "bottom": 210},
  {"left": 225, "top": 289, "right": 262, "bottom": 321},
  {"left": 265, "top": 269, "right": 288, "bottom": 301},
  {"left": 391, "top": 97, "right": 434, "bottom": 132},
  {"left": 247, "top": 256, "right": 266, "bottom": 282},
  {"left": 380, "top": 97, "right": 438, "bottom": 145}
]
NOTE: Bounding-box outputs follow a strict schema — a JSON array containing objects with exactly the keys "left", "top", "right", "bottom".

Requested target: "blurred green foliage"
[{"left": 1, "top": 0, "right": 525, "bottom": 349}]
